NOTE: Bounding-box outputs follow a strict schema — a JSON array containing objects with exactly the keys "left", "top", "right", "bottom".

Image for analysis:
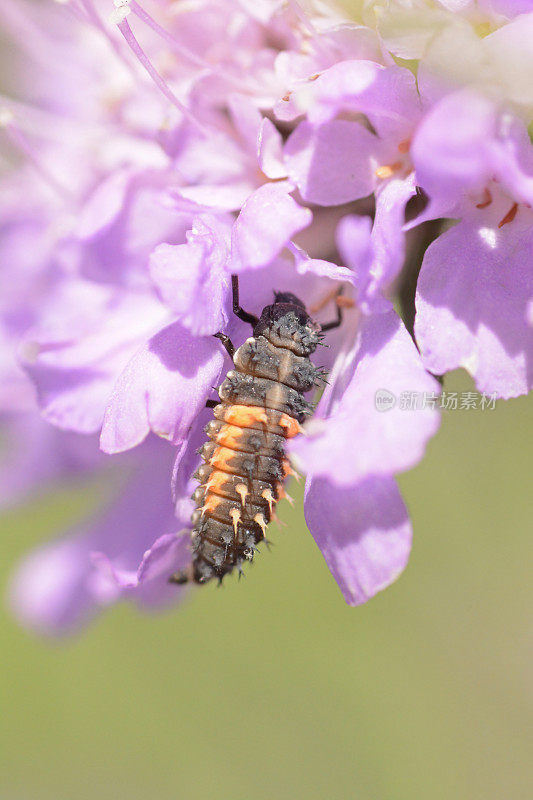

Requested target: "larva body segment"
[{"left": 173, "top": 295, "right": 323, "bottom": 585}]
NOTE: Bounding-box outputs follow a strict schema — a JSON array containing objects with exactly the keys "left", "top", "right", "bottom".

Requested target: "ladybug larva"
[{"left": 170, "top": 276, "right": 342, "bottom": 586}]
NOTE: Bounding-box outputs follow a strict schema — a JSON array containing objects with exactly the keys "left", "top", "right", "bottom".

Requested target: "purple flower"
[
  {"left": 0, "top": 0, "right": 530, "bottom": 633},
  {"left": 150, "top": 214, "right": 233, "bottom": 336},
  {"left": 282, "top": 60, "right": 420, "bottom": 206},
  {"left": 7, "top": 437, "right": 189, "bottom": 635},
  {"left": 289, "top": 211, "right": 440, "bottom": 604},
  {"left": 411, "top": 89, "right": 533, "bottom": 398}
]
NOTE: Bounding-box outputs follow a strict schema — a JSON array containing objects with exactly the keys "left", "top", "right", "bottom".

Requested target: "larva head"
[
  {"left": 272, "top": 291, "right": 306, "bottom": 307},
  {"left": 253, "top": 291, "right": 322, "bottom": 356}
]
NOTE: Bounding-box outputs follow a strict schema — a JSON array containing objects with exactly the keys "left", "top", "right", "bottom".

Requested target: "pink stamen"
[
  {"left": 129, "top": 1, "right": 205, "bottom": 69},
  {"left": 0, "top": 112, "right": 71, "bottom": 200},
  {"left": 287, "top": 0, "right": 316, "bottom": 35},
  {"left": 0, "top": 0, "right": 56, "bottom": 68},
  {"left": 0, "top": 93, "right": 103, "bottom": 138},
  {"left": 115, "top": 15, "right": 207, "bottom": 133},
  {"left": 128, "top": 1, "right": 255, "bottom": 92},
  {"left": 59, "top": 0, "right": 93, "bottom": 26},
  {"left": 287, "top": 0, "right": 333, "bottom": 60},
  {"left": 79, "top": 0, "right": 138, "bottom": 77}
]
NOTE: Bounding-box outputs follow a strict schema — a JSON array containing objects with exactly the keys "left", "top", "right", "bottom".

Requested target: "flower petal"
[
  {"left": 258, "top": 117, "right": 287, "bottom": 180},
  {"left": 415, "top": 205, "right": 533, "bottom": 398},
  {"left": 100, "top": 322, "right": 225, "bottom": 453},
  {"left": 304, "top": 475, "right": 412, "bottom": 606},
  {"left": 291, "top": 310, "right": 441, "bottom": 483},
  {"left": 150, "top": 214, "right": 232, "bottom": 336},
  {"left": 0, "top": 416, "right": 103, "bottom": 508},
  {"left": 91, "top": 531, "right": 190, "bottom": 609},
  {"left": 171, "top": 406, "right": 212, "bottom": 527},
  {"left": 288, "top": 241, "right": 354, "bottom": 283},
  {"left": 284, "top": 119, "right": 379, "bottom": 205},
  {"left": 411, "top": 90, "right": 496, "bottom": 209},
  {"left": 307, "top": 60, "right": 420, "bottom": 141},
  {"left": 411, "top": 89, "right": 533, "bottom": 210},
  {"left": 230, "top": 182, "right": 312, "bottom": 271},
  {"left": 21, "top": 284, "right": 170, "bottom": 434},
  {"left": 8, "top": 438, "right": 184, "bottom": 634},
  {"left": 335, "top": 213, "right": 378, "bottom": 312},
  {"left": 336, "top": 214, "right": 374, "bottom": 275},
  {"left": 371, "top": 174, "right": 418, "bottom": 290},
  {"left": 484, "top": 13, "right": 533, "bottom": 118},
  {"left": 76, "top": 170, "right": 132, "bottom": 240},
  {"left": 335, "top": 176, "right": 416, "bottom": 311},
  {"left": 480, "top": 0, "right": 533, "bottom": 16}
]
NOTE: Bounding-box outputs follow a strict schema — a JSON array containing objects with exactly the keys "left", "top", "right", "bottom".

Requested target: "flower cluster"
[{"left": 1, "top": 0, "right": 531, "bottom": 633}]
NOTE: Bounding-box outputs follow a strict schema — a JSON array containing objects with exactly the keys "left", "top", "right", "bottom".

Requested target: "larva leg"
[
  {"left": 213, "top": 331, "right": 236, "bottom": 359},
  {"left": 320, "top": 299, "right": 343, "bottom": 332},
  {"left": 231, "top": 275, "right": 258, "bottom": 327}
]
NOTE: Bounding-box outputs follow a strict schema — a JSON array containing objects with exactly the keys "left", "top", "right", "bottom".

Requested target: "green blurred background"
[{"left": 1, "top": 370, "right": 532, "bottom": 800}]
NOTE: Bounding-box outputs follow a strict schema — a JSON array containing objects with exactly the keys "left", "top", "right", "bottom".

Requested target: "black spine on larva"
[{"left": 173, "top": 295, "right": 322, "bottom": 585}]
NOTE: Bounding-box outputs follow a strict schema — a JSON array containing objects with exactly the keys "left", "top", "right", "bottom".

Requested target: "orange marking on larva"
[
  {"left": 205, "top": 470, "right": 229, "bottom": 494},
  {"left": 254, "top": 513, "right": 267, "bottom": 535},
  {"left": 235, "top": 483, "right": 248, "bottom": 507},
  {"left": 261, "top": 488, "right": 274, "bottom": 514},
  {"left": 209, "top": 446, "right": 237, "bottom": 471},
  {"left": 221, "top": 405, "right": 269, "bottom": 427},
  {"left": 202, "top": 494, "right": 224, "bottom": 516},
  {"left": 282, "top": 460, "right": 300, "bottom": 481},
  {"left": 230, "top": 507, "right": 241, "bottom": 535},
  {"left": 215, "top": 424, "right": 247, "bottom": 450},
  {"left": 498, "top": 202, "right": 518, "bottom": 228},
  {"left": 281, "top": 458, "right": 292, "bottom": 478},
  {"left": 476, "top": 188, "right": 492, "bottom": 209},
  {"left": 278, "top": 414, "right": 302, "bottom": 439}
]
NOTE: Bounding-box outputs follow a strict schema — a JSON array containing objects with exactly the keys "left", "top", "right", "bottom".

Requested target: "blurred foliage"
[{"left": 1, "top": 370, "right": 532, "bottom": 800}]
